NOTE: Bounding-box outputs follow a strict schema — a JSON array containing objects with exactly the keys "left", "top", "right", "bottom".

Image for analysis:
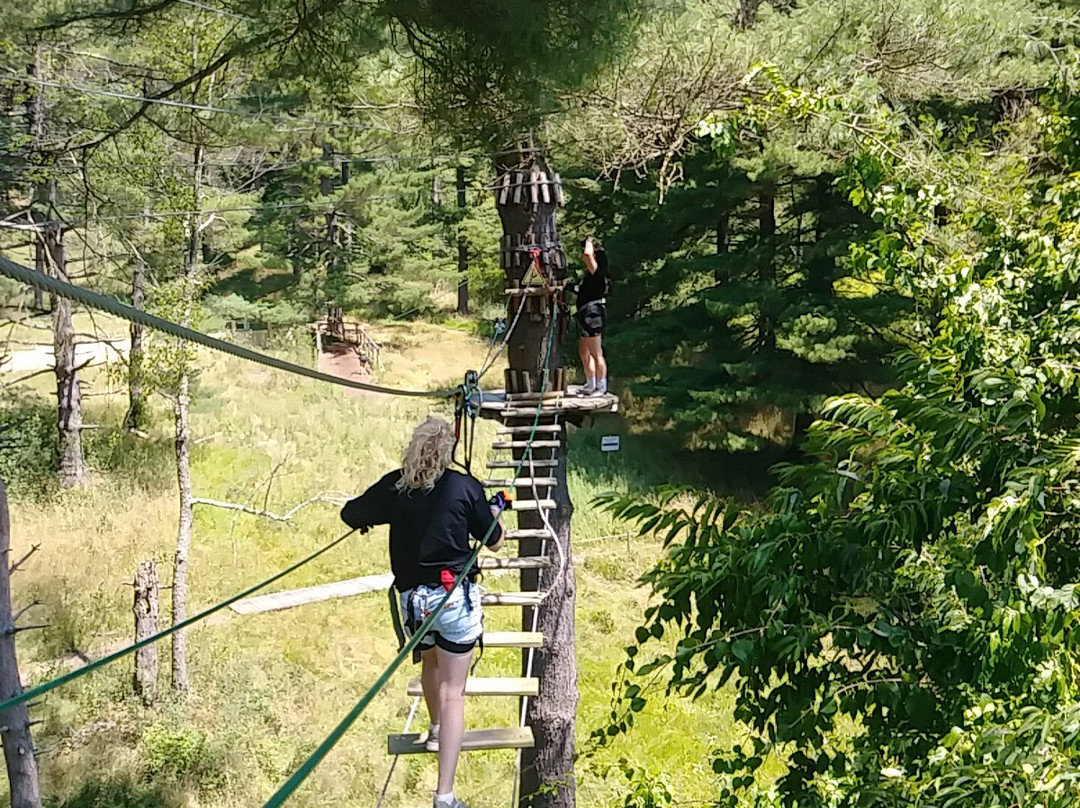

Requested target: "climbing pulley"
[{"left": 452, "top": 369, "right": 482, "bottom": 474}]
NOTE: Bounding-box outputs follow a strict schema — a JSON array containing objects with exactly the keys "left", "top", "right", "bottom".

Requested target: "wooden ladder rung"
[
  {"left": 481, "top": 478, "right": 557, "bottom": 488},
  {"left": 487, "top": 460, "right": 558, "bottom": 469},
  {"left": 492, "top": 440, "right": 561, "bottom": 449},
  {"left": 407, "top": 676, "right": 539, "bottom": 697},
  {"left": 496, "top": 425, "right": 563, "bottom": 435},
  {"left": 482, "top": 591, "right": 546, "bottom": 607},
  {"left": 483, "top": 631, "right": 544, "bottom": 647},
  {"left": 511, "top": 499, "right": 556, "bottom": 511},
  {"left": 504, "top": 529, "right": 550, "bottom": 540},
  {"left": 389, "top": 727, "right": 535, "bottom": 755},
  {"left": 478, "top": 556, "right": 552, "bottom": 570}
]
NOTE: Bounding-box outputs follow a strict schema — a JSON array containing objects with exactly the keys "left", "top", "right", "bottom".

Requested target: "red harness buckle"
[{"left": 440, "top": 568, "right": 456, "bottom": 591}]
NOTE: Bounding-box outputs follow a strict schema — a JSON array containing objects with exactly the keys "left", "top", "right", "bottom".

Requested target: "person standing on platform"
[{"left": 573, "top": 236, "right": 611, "bottom": 396}]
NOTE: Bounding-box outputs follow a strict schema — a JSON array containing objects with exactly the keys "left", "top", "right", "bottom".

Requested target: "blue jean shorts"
[{"left": 400, "top": 582, "right": 483, "bottom": 655}]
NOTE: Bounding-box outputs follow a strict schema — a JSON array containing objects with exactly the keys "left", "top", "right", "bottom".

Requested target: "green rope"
[
  {"left": 261, "top": 309, "right": 561, "bottom": 808},
  {"left": 0, "top": 529, "right": 357, "bottom": 713},
  {"left": 0, "top": 255, "right": 451, "bottom": 399}
]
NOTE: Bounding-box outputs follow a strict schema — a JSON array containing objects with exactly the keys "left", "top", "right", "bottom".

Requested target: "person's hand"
[{"left": 583, "top": 237, "right": 595, "bottom": 257}]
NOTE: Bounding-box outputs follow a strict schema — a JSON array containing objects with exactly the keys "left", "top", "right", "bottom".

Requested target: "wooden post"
[
  {"left": 133, "top": 560, "right": 159, "bottom": 704},
  {"left": 457, "top": 166, "right": 469, "bottom": 315},
  {"left": 495, "top": 151, "right": 577, "bottom": 808},
  {"left": 0, "top": 481, "right": 44, "bottom": 808}
]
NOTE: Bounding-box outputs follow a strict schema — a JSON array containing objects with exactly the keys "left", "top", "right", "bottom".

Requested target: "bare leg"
[
  {"left": 420, "top": 647, "right": 440, "bottom": 729},
  {"left": 578, "top": 338, "right": 595, "bottom": 382},
  {"left": 435, "top": 646, "right": 474, "bottom": 795},
  {"left": 593, "top": 336, "right": 607, "bottom": 382}
]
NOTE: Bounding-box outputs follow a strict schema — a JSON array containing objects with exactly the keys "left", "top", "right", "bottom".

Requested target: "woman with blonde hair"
[{"left": 341, "top": 416, "right": 505, "bottom": 808}]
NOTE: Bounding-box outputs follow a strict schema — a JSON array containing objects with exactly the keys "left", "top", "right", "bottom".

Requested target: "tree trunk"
[
  {"left": 0, "top": 481, "right": 43, "bottom": 808},
  {"left": 732, "top": 0, "right": 763, "bottom": 29},
  {"left": 133, "top": 560, "right": 159, "bottom": 704},
  {"left": 457, "top": 165, "right": 469, "bottom": 315},
  {"left": 172, "top": 143, "right": 203, "bottom": 695},
  {"left": 25, "top": 48, "right": 44, "bottom": 313},
  {"left": 123, "top": 209, "right": 148, "bottom": 432},
  {"left": 758, "top": 184, "right": 776, "bottom": 353},
  {"left": 715, "top": 212, "right": 730, "bottom": 283},
  {"left": 494, "top": 152, "right": 577, "bottom": 808},
  {"left": 807, "top": 177, "right": 833, "bottom": 298},
  {"left": 45, "top": 212, "right": 89, "bottom": 488}
]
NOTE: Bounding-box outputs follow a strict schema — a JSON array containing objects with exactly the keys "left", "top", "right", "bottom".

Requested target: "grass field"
[{"left": 2, "top": 321, "right": 747, "bottom": 808}]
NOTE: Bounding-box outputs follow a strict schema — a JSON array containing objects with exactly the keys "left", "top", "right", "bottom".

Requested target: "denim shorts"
[{"left": 400, "top": 582, "right": 483, "bottom": 655}]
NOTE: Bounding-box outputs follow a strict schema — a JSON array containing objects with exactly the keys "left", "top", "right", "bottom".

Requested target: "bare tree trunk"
[
  {"left": 123, "top": 207, "right": 148, "bottom": 432},
  {"left": 133, "top": 560, "right": 159, "bottom": 704},
  {"left": 172, "top": 143, "right": 203, "bottom": 695},
  {"left": 46, "top": 213, "right": 89, "bottom": 488},
  {"left": 457, "top": 165, "right": 469, "bottom": 315},
  {"left": 25, "top": 48, "right": 44, "bottom": 313},
  {"left": 715, "top": 212, "right": 730, "bottom": 283},
  {"left": 732, "top": 0, "right": 763, "bottom": 29},
  {"left": 758, "top": 184, "right": 777, "bottom": 353},
  {"left": 0, "top": 481, "right": 43, "bottom": 808},
  {"left": 494, "top": 151, "right": 577, "bottom": 808}
]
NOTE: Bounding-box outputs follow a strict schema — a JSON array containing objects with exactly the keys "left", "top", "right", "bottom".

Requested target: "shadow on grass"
[
  {"left": 47, "top": 778, "right": 181, "bottom": 808},
  {"left": 208, "top": 267, "right": 296, "bottom": 301},
  {"left": 570, "top": 415, "right": 776, "bottom": 502},
  {"left": 84, "top": 427, "right": 175, "bottom": 492}
]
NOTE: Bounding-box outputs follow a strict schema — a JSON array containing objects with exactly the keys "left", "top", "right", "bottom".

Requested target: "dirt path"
[
  {"left": 317, "top": 342, "right": 373, "bottom": 398},
  {"left": 2, "top": 338, "right": 130, "bottom": 374}
]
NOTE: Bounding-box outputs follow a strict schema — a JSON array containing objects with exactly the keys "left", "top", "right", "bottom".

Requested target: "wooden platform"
[
  {"left": 388, "top": 727, "right": 534, "bottom": 755},
  {"left": 478, "top": 556, "right": 551, "bottom": 570},
  {"left": 479, "top": 388, "right": 619, "bottom": 421},
  {"left": 483, "top": 631, "right": 544, "bottom": 647}
]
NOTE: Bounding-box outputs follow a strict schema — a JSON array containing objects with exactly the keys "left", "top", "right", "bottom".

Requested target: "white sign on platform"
[{"left": 601, "top": 435, "right": 621, "bottom": 452}]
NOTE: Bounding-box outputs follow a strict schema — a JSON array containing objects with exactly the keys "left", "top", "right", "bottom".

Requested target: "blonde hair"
[{"left": 397, "top": 416, "right": 455, "bottom": 493}]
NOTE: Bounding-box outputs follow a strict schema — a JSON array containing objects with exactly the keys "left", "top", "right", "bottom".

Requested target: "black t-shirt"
[
  {"left": 576, "top": 265, "right": 610, "bottom": 307},
  {"left": 340, "top": 469, "right": 500, "bottom": 590}
]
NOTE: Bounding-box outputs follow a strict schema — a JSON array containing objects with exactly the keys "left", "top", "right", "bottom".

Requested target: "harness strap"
[{"left": 388, "top": 585, "right": 407, "bottom": 651}]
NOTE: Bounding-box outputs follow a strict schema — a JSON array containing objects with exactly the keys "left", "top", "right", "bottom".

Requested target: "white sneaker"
[
  {"left": 590, "top": 380, "right": 608, "bottom": 397},
  {"left": 577, "top": 380, "right": 596, "bottom": 396},
  {"left": 420, "top": 724, "right": 439, "bottom": 752},
  {"left": 433, "top": 796, "right": 468, "bottom": 808}
]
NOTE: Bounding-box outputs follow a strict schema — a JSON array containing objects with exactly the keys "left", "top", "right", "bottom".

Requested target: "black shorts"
[{"left": 576, "top": 302, "right": 606, "bottom": 337}]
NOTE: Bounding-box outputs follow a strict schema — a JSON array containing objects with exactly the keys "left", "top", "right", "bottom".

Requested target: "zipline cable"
[
  {"left": 0, "top": 255, "right": 452, "bottom": 399},
  {"left": 261, "top": 308, "right": 561, "bottom": 808},
  {"left": 0, "top": 528, "right": 358, "bottom": 713}
]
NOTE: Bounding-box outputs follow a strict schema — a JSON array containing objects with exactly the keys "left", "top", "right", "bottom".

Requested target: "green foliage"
[
  {"left": 595, "top": 70, "right": 1080, "bottom": 807},
  {"left": 141, "top": 720, "right": 227, "bottom": 790},
  {"left": 0, "top": 393, "right": 56, "bottom": 494}
]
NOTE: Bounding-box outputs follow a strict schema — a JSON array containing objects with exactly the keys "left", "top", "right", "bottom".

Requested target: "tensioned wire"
[
  {"left": 261, "top": 306, "right": 561, "bottom": 808},
  {"left": 0, "top": 528, "right": 358, "bottom": 713},
  {"left": 0, "top": 255, "right": 452, "bottom": 399}
]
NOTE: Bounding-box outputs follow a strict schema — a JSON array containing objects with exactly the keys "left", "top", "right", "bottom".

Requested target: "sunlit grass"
[{"left": 5, "top": 323, "right": 745, "bottom": 808}]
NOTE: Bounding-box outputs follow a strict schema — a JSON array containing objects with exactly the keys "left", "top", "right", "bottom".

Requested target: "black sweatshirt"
[
  {"left": 575, "top": 264, "right": 610, "bottom": 307},
  {"left": 340, "top": 469, "right": 500, "bottom": 590}
]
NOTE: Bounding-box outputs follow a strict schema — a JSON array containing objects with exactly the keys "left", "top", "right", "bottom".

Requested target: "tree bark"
[
  {"left": 133, "top": 560, "right": 159, "bottom": 704},
  {"left": 732, "top": 0, "right": 763, "bottom": 29},
  {"left": 25, "top": 50, "right": 44, "bottom": 313},
  {"left": 494, "top": 152, "right": 577, "bottom": 808},
  {"left": 807, "top": 177, "right": 834, "bottom": 298},
  {"left": 0, "top": 481, "right": 43, "bottom": 808},
  {"left": 758, "top": 184, "right": 777, "bottom": 353},
  {"left": 457, "top": 165, "right": 469, "bottom": 315},
  {"left": 123, "top": 207, "right": 148, "bottom": 432},
  {"left": 45, "top": 211, "right": 89, "bottom": 488},
  {"left": 172, "top": 143, "right": 203, "bottom": 695},
  {"left": 715, "top": 212, "right": 730, "bottom": 283}
]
